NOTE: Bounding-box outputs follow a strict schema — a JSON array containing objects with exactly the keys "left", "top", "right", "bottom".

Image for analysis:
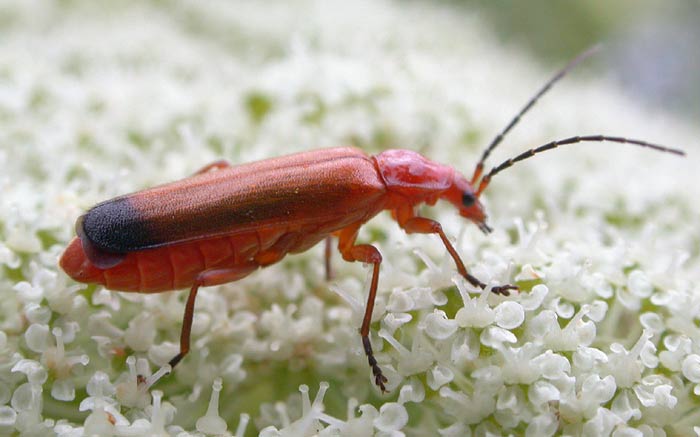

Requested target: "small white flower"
[
  {"left": 79, "top": 372, "right": 129, "bottom": 436},
  {"left": 439, "top": 384, "right": 497, "bottom": 425},
  {"left": 0, "top": 242, "right": 20, "bottom": 269},
  {"left": 494, "top": 385, "right": 528, "bottom": 428},
  {"left": 419, "top": 309, "right": 458, "bottom": 340},
  {"left": 518, "top": 284, "right": 549, "bottom": 311},
  {"left": 658, "top": 334, "right": 692, "bottom": 371},
  {"left": 604, "top": 330, "right": 656, "bottom": 389},
  {"left": 581, "top": 407, "right": 622, "bottom": 436},
  {"left": 259, "top": 382, "right": 350, "bottom": 436},
  {"left": 528, "top": 380, "right": 561, "bottom": 408},
  {"left": 378, "top": 328, "right": 433, "bottom": 379},
  {"left": 10, "top": 360, "right": 49, "bottom": 434},
  {"left": 611, "top": 390, "right": 642, "bottom": 422},
  {"left": 454, "top": 278, "right": 495, "bottom": 328},
  {"left": 449, "top": 330, "right": 480, "bottom": 366},
  {"left": 387, "top": 287, "right": 415, "bottom": 313},
  {"left": 124, "top": 313, "right": 156, "bottom": 353},
  {"left": 115, "top": 356, "right": 170, "bottom": 409},
  {"left": 22, "top": 327, "right": 87, "bottom": 401},
  {"left": 633, "top": 376, "right": 677, "bottom": 409},
  {"left": 24, "top": 304, "right": 51, "bottom": 325},
  {"left": 383, "top": 312, "right": 413, "bottom": 335},
  {"left": 426, "top": 364, "right": 454, "bottom": 390},
  {"left": 499, "top": 343, "right": 544, "bottom": 384},
  {"left": 481, "top": 326, "right": 518, "bottom": 348},
  {"left": 397, "top": 378, "right": 425, "bottom": 404},
  {"left": 114, "top": 390, "right": 173, "bottom": 437},
  {"left": 532, "top": 350, "right": 572, "bottom": 380},
  {"left": 525, "top": 412, "right": 558, "bottom": 437},
  {"left": 560, "top": 374, "right": 616, "bottom": 421},
  {"left": 573, "top": 346, "right": 609, "bottom": 372},
  {"left": 195, "top": 378, "right": 228, "bottom": 435},
  {"left": 374, "top": 403, "right": 408, "bottom": 433},
  {"left": 514, "top": 264, "right": 543, "bottom": 282},
  {"left": 627, "top": 270, "right": 653, "bottom": 299},
  {"left": 494, "top": 301, "right": 525, "bottom": 330},
  {"left": 681, "top": 354, "right": 700, "bottom": 382}
]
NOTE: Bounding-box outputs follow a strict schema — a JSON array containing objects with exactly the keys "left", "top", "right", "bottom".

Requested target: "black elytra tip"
[
  {"left": 79, "top": 196, "right": 159, "bottom": 255},
  {"left": 76, "top": 215, "right": 126, "bottom": 269}
]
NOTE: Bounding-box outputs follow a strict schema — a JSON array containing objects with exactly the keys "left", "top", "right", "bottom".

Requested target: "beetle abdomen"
[
  {"left": 61, "top": 232, "right": 255, "bottom": 292},
  {"left": 60, "top": 223, "right": 338, "bottom": 293}
]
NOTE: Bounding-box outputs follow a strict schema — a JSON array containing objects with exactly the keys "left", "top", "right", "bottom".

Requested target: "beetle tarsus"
[
  {"left": 464, "top": 272, "right": 517, "bottom": 296},
  {"left": 489, "top": 284, "right": 518, "bottom": 296},
  {"left": 363, "top": 336, "right": 388, "bottom": 393}
]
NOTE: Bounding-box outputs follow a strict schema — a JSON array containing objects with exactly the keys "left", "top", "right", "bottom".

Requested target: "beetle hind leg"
[
  {"left": 168, "top": 263, "right": 258, "bottom": 370},
  {"left": 337, "top": 224, "right": 388, "bottom": 393}
]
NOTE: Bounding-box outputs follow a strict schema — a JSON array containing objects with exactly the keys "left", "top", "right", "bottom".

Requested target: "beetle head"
[
  {"left": 375, "top": 149, "right": 491, "bottom": 233},
  {"left": 443, "top": 173, "right": 491, "bottom": 233}
]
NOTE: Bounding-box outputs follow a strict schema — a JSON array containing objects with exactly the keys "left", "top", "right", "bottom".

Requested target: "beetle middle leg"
[
  {"left": 337, "top": 223, "right": 388, "bottom": 393},
  {"left": 168, "top": 263, "right": 258, "bottom": 369},
  {"left": 395, "top": 206, "right": 517, "bottom": 296},
  {"left": 324, "top": 236, "right": 334, "bottom": 281}
]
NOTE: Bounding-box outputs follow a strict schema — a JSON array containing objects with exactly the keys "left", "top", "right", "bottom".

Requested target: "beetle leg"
[
  {"left": 337, "top": 223, "right": 388, "bottom": 393},
  {"left": 324, "top": 236, "right": 333, "bottom": 281},
  {"left": 193, "top": 160, "right": 231, "bottom": 175},
  {"left": 168, "top": 263, "right": 258, "bottom": 369},
  {"left": 396, "top": 208, "right": 517, "bottom": 296}
]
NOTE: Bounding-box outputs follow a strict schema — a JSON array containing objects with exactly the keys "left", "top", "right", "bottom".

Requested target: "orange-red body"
[{"left": 60, "top": 147, "right": 485, "bottom": 294}]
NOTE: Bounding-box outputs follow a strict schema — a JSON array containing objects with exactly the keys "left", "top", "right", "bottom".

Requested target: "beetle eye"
[{"left": 462, "top": 192, "right": 476, "bottom": 207}]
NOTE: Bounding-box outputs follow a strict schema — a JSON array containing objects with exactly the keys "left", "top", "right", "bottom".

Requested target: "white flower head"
[{"left": 1, "top": 1, "right": 698, "bottom": 435}]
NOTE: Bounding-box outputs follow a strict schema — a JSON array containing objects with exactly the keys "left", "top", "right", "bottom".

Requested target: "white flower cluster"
[{"left": 1, "top": 0, "right": 698, "bottom": 436}]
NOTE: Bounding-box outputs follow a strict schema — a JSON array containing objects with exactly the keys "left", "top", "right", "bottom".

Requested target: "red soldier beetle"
[{"left": 59, "top": 48, "right": 685, "bottom": 393}]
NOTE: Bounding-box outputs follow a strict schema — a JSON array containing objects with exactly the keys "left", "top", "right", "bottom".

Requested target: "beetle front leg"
[
  {"left": 337, "top": 224, "right": 388, "bottom": 393},
  {"left": 396, "top": 208, "right": 517, "bottom": 296},
  {"left": 168, "top": 263, "right": 258, "bottom": 370}
]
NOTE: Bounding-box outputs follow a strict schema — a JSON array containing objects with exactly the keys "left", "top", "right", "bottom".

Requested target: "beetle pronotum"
[{"left": 60, "top": 48, "right": 684, "bottom": 392}]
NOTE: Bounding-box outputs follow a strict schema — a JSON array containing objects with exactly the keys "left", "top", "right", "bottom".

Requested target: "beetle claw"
[
  {"left": 371, "top": 360, "right": 388, "bottom": 393},
  {"left": 490, "top": 284, "right": 519, "bottom": 296},
  {"left": 375, "top": 373, "right": 388, "bottom": 393}
]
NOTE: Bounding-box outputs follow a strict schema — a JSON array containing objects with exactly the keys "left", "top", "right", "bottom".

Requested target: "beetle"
[{"left": 60, "top": 48, "right": 684, "bottom": 393}]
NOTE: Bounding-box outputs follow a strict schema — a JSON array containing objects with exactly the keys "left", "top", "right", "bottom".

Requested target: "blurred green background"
[{"left": 449, "top": 0, "right": 700, "bottom": 121}]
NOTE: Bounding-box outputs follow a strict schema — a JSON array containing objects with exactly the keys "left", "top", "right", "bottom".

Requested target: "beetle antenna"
[
  {"left": 470, "top": 45, "right": 601, "bottom": 185},
  {"left": 475, "top": 135, "right": 685, "bottom": 196}
]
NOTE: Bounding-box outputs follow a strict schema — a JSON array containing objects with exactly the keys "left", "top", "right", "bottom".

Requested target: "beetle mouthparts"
[{"left": 478, "top": 222, "right": 493, "bottom": 234}]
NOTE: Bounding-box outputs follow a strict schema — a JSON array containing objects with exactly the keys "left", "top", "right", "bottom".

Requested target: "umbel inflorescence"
[{"left": 0, "top": 1, "right": 698, "bottom": 436}]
